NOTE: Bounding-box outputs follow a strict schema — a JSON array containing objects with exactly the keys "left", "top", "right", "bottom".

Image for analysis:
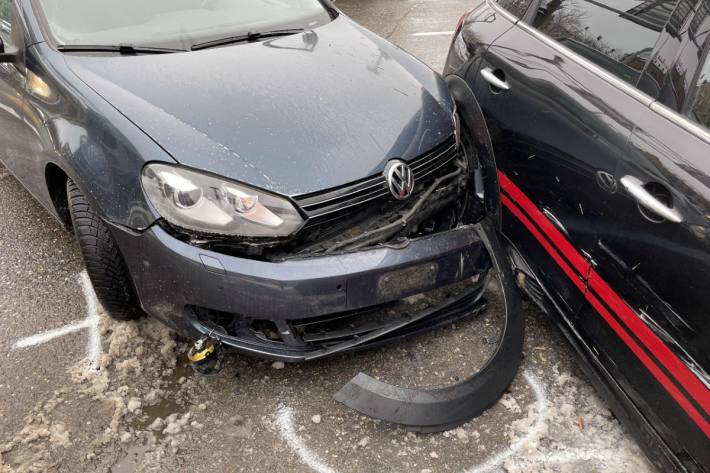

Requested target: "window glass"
[
  {"left": 0, "top": 0, "right": 11, "bottom": 46},
  {"left": 533, "top": 0, "right": 679, "bottom": 85},
  {"left": 35, "top": 0, "right": 332, "bottom": 50},
  {"left": 687, "top": 49, "right": 710, "bottom": 129},
  {"left": 657, "top": 5, "right": 710, "bottom": 110},
  {"left": 636, "top": 0, "right": 695, "bottom": 99},
  {"left": 494, "top": 0, "right": 533, "bottom": 18}
]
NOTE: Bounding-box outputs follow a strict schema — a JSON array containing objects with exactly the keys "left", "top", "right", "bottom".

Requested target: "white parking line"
[
  {"left": 78, "top": 271, "right": 102, "bottom": 371},
  {"left": 275, "top": 405, "right": 338, "bottom": 473},
  {"left": 13, "top": 271, "right": 102, "bottom": 372},
  {"left": 274, "top": 370, "right": 548, "bottom": 473},
  {"left": 465, "top": 371, "right": 548, "bottom": 473},
  {"left": 14, "top": 318, "right": 92, "bottom": 348},
  {"left": 412, "top": 31, "right": 454, "bottom": 37}
]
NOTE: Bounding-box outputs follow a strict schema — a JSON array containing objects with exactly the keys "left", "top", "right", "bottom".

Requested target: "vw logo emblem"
[
  {"left": 596, "top": 170, "right": 618, "bottom": 194},
  {"left": 385, "top": 160, "right": 415, "bottom": 200}
]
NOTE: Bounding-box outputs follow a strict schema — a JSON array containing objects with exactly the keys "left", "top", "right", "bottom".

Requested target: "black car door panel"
[
  {"left": 477, "top": 2, "right": 710, "bottom": 469},
  {"left": 444, "top": 1, "right": 519, "bottom": 78},
  {"left": 586, "top": 3, "right": 710, "bottom": 466},
  {"left": 471, "top": 18, "right": 651, "bottom": 321},
  {"left": 589, "top": 112, "right": 710, "bottom": 468}
]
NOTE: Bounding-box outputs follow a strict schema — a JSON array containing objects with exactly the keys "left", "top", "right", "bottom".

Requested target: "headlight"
[{"left": 141, "top": 164, "right": 304, "bottom": 237}]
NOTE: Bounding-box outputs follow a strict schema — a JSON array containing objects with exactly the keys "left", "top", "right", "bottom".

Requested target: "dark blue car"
[{"left": 0, "top": 0, "right": 493, "bottom": 361}]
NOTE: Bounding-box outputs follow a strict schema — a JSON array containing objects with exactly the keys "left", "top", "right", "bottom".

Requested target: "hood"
[{"left": 62, "top": 15, "right": 455, "bottom": 196}]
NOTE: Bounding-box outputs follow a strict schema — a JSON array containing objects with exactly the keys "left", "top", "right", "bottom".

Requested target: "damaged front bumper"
[
  {"left": 111, "top": 222, "right": 491, "bottom": 361},
  {"left": 334, "top": 217, "right": 524, "bottom": 432}
]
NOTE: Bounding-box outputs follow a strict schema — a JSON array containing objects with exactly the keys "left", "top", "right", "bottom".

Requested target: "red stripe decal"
[
  {"left": 499, "top": 171, "right": 710, "bottom": 435},
  {"left": 588, "top": 272, "right": 710, "bottom": 416},
  {"left": 498, "top": 172, "right": 591, "bottom": 277},
  {"left": 585, "top": 292, "right": 710, "bottom": 438},
  {"left": 501, "top": 194, "right": 585, "bottom": 293}
]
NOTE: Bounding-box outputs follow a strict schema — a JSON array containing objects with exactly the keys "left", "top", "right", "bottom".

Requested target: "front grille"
[
  {"left": 293, "top": 136, "right": 458, "bottom": 228},
  {"left": 174, "top": 135, "right": 467, "bottom": 261}
]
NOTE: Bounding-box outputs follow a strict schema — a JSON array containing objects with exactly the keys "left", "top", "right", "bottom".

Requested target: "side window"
[
  {"left": 532, "top": 0, "right": 678, "bottom": 86},
  {"left": 494, "top": 0, "right": 533, "bottom": 19},
  {"left": 657, "top": 2, "right": 710, "bottom": 111},
  {"left": 687, "top": 50, "right": 710, "bottom": 129},
  {"left": 635, "top": 0, "right": 696, "bottom": 99},
  {"left": 0, "top": 0, "right": 12, "bottom": 46}
]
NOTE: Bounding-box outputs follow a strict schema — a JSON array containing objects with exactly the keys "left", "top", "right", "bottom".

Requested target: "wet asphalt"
[{"left": 0, "top": 1, "right": 654, "bottom": 472}]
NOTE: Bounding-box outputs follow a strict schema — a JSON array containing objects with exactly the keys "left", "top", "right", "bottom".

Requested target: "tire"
[{"left": 67, "top": 179, "right": 142, "bottom": 321}]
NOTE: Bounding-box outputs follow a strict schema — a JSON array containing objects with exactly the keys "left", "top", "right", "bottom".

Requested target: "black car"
[
  {"left": 445, "top": 0, "right": 710, "bottom": 471},
  {"left": 0, "top": 0, "right": 493, "bottom": 361}
]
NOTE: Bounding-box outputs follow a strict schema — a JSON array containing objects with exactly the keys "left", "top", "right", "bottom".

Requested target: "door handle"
[
  {"left": 481, "top": 68, "right": 510, "bottom": 91},
  {"left": 620, "top": 176, "right": 683, "bottom": 223}
]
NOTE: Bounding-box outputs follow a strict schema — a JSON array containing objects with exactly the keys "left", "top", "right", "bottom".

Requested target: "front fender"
[
  {"left": 446, "top": 74, "right": 501, "bottom": 227},
  {"left": 25, "top": 43, "right": 173, "bottom": 231}
]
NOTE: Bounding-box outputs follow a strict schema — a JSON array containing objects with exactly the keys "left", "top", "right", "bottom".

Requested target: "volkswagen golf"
[{"left": 0, "top": 0, "right": 494, "bottom": 361}]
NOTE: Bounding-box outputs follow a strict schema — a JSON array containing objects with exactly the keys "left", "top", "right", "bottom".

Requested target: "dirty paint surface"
[{"left": 0, "top": 1, "right": 654, "bottom": 472}]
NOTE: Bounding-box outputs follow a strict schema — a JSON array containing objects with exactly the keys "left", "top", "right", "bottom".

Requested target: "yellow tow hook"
[{"left": 188, "top": 336, "right": 224, "bottom": 376}]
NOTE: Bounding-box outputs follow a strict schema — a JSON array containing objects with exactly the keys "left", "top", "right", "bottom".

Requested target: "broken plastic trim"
[
  {"left": 323, "top": 168, "right": 463, "bottom": 254},
  {"left": 333, "top": 217, "right": 524, "bottom": 432}
]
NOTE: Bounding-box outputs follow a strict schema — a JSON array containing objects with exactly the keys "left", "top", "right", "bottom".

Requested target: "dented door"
[{"left": 469, "top": 20, "right": 648, "bottom": 321}]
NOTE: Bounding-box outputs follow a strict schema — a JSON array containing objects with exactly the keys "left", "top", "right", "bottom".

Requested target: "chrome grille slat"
[
  {"left": 299, "top": 180, "right": 388, "bottom": 211},
  {"left": 302, "top": 188, "right": 390, "bottom": 223},
  {"left": 413, "top": 153, "right": 458, "bottom": 181},
  {"left": 411, "top": 143, "right": 457, "bottom": 172},
  {"left": 297, "top": 173, "right": 384, "bottom": 202},
  {"left": 293, "top": 136, "right": 457, "bottom": 222}
]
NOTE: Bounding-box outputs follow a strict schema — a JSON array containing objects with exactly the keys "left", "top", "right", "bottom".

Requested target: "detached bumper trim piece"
[{"left": 333, "top": 218, "right": 524, "bottom": 432}]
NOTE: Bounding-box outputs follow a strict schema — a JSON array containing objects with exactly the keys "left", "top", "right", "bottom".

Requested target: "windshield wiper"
[
  {"left": 57, "top": 44, "right": 186, "bottom": 55},
  {"left": 191, "top": 29, "right": 304, "bottom": 51}
]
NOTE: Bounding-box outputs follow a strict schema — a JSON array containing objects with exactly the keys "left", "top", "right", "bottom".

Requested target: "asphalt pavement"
[{"left": 0, "top": 1, "right": 655, "bottom": 472}]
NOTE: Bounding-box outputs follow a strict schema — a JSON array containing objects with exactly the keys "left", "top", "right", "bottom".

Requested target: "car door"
[
  {"left": 444, "top": 0, "right": 527, "bottom": 79},
  {"left": 591, "top": 5, "right": 710, "bottom": 468},
  {"left": 475, "top": 1, "right": 710, "bottom": 469},
  {"left": 470, "top": 0, "right": 668, "bottom": 324},
  {"left": 0, "top": 0, "right": 29, "bottom": 177}
]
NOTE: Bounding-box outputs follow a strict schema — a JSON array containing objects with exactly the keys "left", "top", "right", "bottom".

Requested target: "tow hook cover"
[{"left": 333, "top": 217, "right": 524, "bottom": 432}]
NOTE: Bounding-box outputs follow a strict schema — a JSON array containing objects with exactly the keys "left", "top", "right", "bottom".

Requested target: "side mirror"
[{"left": 0, "top": 37, "right": 18, "bottom": 64}]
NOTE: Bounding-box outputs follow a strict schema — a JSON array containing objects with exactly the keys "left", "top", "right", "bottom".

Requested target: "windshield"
[{"left": 34, "top": 0, "right": 332, "bottom": 49}]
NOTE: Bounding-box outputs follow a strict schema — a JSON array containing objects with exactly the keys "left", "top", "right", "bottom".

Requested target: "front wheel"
[{"left": 67, "top": 179, "right": 142, "bottom": 321}]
